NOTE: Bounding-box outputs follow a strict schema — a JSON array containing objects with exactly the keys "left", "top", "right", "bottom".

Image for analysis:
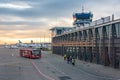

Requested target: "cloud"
[
  {"left": 0, "top": 0, "right": 120, "bottom": 44},
  {"left": 0, "top": 0, "right": 119, "bottom": 19},
  {"left": 0, "top": 0, "right": 83, "bottom": 18},
  {"left": 0, "top": 3, "right": 32, "bottom": 10},
  {"left": 83, "top": 0, "right": 120, "bottom": 20}
]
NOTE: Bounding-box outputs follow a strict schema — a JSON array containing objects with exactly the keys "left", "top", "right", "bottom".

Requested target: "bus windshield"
[{"left": 32, "top": 50, "right": 40, "bottom": 55}]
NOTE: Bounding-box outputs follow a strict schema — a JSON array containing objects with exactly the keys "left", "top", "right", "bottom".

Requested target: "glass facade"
[
  {"left": 83, "top": 30, "right": 87, "bottom": 40},
  {"left": 103, "top": 25, "right": 110, "bottom": 38},
  {"left": 79, "top": 31, "right": 82, "bottom": 40},
  {"left": 52, "top": 22, "right": 120, "bottom": 43},
  {"left": 89, "top": 29, "right": 93, "bottom": 39},
  {"left": 95, "top": 28, "right": 100, "bottom": 39},
  {"left": 115, "top": 23, "right": 120, "bottom": 38}
]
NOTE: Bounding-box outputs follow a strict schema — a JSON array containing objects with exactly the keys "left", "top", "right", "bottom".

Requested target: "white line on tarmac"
[
  {"left": 44, "top": 60, "right": 69, "bottom": 76},
  {"left": 30, "top": 60, "right": 55, "bottom": 80}
]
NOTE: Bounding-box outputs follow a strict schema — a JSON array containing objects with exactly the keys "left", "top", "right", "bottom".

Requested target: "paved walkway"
[
  {"left": 75, "top": 59, "right": 120, "bottom": 80},
  {"left": 48, "top": 51, "right": 120, "bottom": 80}
]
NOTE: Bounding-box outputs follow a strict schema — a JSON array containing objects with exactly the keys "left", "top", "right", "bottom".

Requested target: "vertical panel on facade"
[
  {"left": 86, "top": 47, "right": 93, "bottom": 62},
  {"left": 78, "top": 47, "right": 81, "bottom": 60},
  {"left": 114, "top": 23, "right": 120, "bottom": 68}
]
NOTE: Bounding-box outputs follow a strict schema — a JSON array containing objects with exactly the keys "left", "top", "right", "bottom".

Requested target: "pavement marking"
[
  {"left": 44, "top": 60, "right": 69, "bottom": 76},
  {"left": 30, "top": 60, "right": 55, "bottom": 80}
]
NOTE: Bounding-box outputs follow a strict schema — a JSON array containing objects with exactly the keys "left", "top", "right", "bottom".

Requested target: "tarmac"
[
  {"left": 70, "top": 57, "right": 120, "bottom": 80},
  {"left": 0, "top": 47, "right": 120, "bottom": 80},
  {"left": 48, "top": 51, "right": 120, "bottom": 80}
]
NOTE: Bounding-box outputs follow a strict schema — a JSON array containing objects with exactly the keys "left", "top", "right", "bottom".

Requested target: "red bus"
[{"left": 19, "top": 48, "right": 41, "bottom": 59}]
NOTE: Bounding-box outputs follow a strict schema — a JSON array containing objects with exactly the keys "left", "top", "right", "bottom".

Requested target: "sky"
[{"left": 0, "top": 0, "right": 120, "bottom": 44}]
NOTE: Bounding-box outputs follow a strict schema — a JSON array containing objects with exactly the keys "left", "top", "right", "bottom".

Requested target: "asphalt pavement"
[{"left": 0, "top": 47, "right": 120, "bottom": 80}]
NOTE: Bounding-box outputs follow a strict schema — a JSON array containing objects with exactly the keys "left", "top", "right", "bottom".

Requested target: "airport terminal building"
[{"left": 50, "top": 12, "right": 120, "bottom": 69}]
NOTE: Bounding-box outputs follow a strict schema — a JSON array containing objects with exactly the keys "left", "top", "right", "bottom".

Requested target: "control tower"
[{"left": 73, "top": 11, "right": 93, "bottom": 27}]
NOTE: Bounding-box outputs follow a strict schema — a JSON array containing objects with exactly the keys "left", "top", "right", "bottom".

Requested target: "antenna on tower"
[{"left": 82, "top": 5, "right": 84, "bottom": 13}]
